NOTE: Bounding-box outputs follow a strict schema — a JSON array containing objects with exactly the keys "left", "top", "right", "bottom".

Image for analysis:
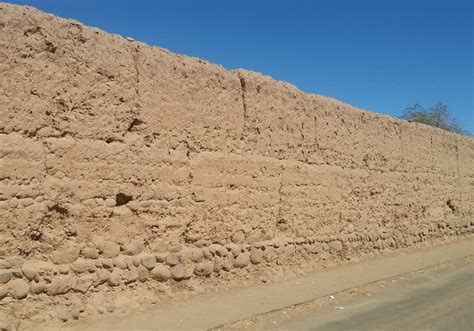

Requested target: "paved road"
[{"left": 237, "top": 260, "right": 474, "bottom": 331}]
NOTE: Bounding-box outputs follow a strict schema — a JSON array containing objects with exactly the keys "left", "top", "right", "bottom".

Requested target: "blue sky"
[{"left": 6, "top": 0, "right": 473, "bottom": 133}]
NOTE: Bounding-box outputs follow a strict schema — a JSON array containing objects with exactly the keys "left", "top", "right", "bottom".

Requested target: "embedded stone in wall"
[
  {"left": 150, "top": 265, "right": 170, "bottom": 281},
  {"left": 9, "top": 279, "right": 29, "bottom": 299},
  {"left": 233, "top": 253, "right": 250, "bottom": 268},
  {"left": 52, "top": 248, "right": 80, "bottom": 265},
  {"left": 0, "top": 271, "right": 12, "bottom": 284},
  {"left": 170, "top": 264, "right": 186, "bottom": 280}
]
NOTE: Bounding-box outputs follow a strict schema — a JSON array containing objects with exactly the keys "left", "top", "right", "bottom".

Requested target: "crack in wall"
[
  {"left": 39, "top": 140, "right": 51, "bottom": 179},
  {"left": 455, "top": 137, "right": 460, "bottom": 175},
  {"left": 238, "top": 74, "right": 249, "bottom": 135},
  {"left": 132, "top": 45, "right": 141, "bottom": 107},
  {"left": 276, "top": 166, "right": 286, "bottom": 230}
]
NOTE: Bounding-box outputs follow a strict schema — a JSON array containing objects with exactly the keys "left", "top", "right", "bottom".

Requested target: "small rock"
[
  {"left": 31, "top": 282, "right": 48, "bottom": 294},
  {"left": 58, "top": 264, "right": 70, "bottom": 274},
  {"left": 10, "top": 268, "right": 22, "bottom": 278},
  {"left": 137, "top": 266, "right": 149, "bottom": 282},
  {"left": 347, "top": 223, "right": 357, "bottom": 233},
  {"left": 82, "top": 198, "right": 97, "bottom": 208},
  {"left": 124, "top": 269, "right": 139, "bottom": 283},
  {"left": 112, "top": 257, "right": 128, "bottom": 270},
  {"left": 0, "top": 285, "right": 8, "bottom": 299},
  {"left": 101, "top": 241, "right": 120, "bottom": 258},
  {"left": 95, "top": 197, "right": 105, "bottom": 206},
  {"left": 124, "top": 239, "right": 145, "bottom": 256},
  {"left": 170, "top": 264, "right": 186, "bottom": 280},
  {"left": 126, "top": 201, "right": 139, "bottom": 212},
  {"left": 71, "top": 259, "right": 93, "bottom": 274},
  {"left": 0, "top": 259, "right": 12, "bottom": 269},
  {"left": 263, "top": 247, "right": 277, "bottom": 262},
  {"left": 223, "top": 254, "right": 234, "bottom": 271},
  {"left": 48, "top": 276, "right": 74, "bottom": 295},
  {"left": 52, "top": 247, "right": 80, "bottom": 264},
  {"left": 155, "top": 253, "right": 166, "bottom": 263},
  {"left": 9, "top": 197, "right": 19, "bottom": 208},
  {"left": 194, "top": 261, "right": 214, "bottom": 276},
  {"left": 209, "top": 244, "right": 227, "bottom": 257},
  {"left": 108, "top": 268, "right": 123, "bottom": 286},
  {"left": 73, "top": 275, "right": 93, "bottom": 293},
  {"left": 184, "top": 265, "right": 195, "bottom": 278},
  {"left": 0, "top": 270, "right": 12, "bottom": 284},
  {"left": 106, "top": 305, "right": 115, "bottom": 313},
  {"left": 21, "top": 265, "right": 39, "bottom": 282},
  {"left": 18, "top": 197, "right": 34, "bottom": 207},
  {"left": 250, "top": 248, "right": 264, "bottom": 264},
  {"left": 166, "top": 254, "right": 179, "bottom": 266},
  {"left": 178, "top": 248, "right": 193, "bottom": 263},
  {"left": 6, "top": 256, "right": 24, "bottom": 269},
  {"left": 190, "top": 249, "right": 204, "bottom": 263},
  {"left": 202, "top": 248, "right": 213, "bottom": 260},
  {"left": 233, "top": 253, "right": 250, "bottom": 268},
  {"left": 141, "top": 255, "right": 156, "bottom": 270},
  {"left": 132, "top": 255, "right": 141, "bottom": 267},
  {"left": 213, "top": 257, "right": 223, "bottom": 273},
  {"left": 226, "top": 243, "right": 241, "bottom": 257},
  {"left": 98, "top": 258, "right": 114, "bottom": 270},
  {"left": 93, "top": 269, "right": 111, "bottom": 286},
  {"left": 8, "top": 279, "right": 29, "bottom": 299},
  {"left": 104, "top": 198, "right": 116, "bottom": 207},
  {"left": 122, "top": 256, "right": 134, "bottom": 269},
  {"left": 150, "top": 265, "right": 170, "bottom": 281},
  {"left": 81, "top": 247, "right": 99, "bottom": 259}
]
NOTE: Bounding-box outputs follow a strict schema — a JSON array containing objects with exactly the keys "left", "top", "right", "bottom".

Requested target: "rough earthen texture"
[{"left": 0, "top": 4, "right": 473, "bottom": 329}]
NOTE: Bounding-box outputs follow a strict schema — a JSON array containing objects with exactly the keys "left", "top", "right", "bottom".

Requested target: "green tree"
[{"left": 402, "top": 103, "right": 466, "bottom": 134}]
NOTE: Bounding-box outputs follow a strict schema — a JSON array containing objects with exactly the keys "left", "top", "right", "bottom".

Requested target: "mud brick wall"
[{"left": 0, "top": 3, "right": 473, "bottom": 307}]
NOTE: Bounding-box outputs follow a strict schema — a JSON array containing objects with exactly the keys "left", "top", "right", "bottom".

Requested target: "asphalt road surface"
[{"left": 226, "top": 258, "right": 474, "bottom": 331}]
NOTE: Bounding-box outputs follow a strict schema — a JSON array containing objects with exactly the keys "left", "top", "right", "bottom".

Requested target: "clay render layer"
[{"left": 0, "top": 3, "right": 473, "bottom": 329}]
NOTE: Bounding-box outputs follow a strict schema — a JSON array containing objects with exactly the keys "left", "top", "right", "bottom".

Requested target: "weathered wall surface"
[{"left": 0, "top": 4, "right": 473, "bottom": 327}]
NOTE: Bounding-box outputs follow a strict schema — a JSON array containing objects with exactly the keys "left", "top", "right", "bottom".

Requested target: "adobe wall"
[{"left": 0, "top": 3, "right": 472, "bottom": 326}]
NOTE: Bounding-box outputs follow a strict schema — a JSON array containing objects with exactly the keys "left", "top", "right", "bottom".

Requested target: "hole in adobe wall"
[
  {"left": 105, "top": 137, "right": 123, "bottom": 144},
  {"left": 116, "top": 193, "right": 133, "bottom": 206},
  {"left": 127, "top": 118, "right": 145, "bottom": 132},
  {"left": 48, "top": 203, "right": 68, "bottom": 215},
  {"left": 446, "top": 199, "right": 457, "bottom": 213},
  {"left": 44, "top": 40, "right": 57, "bottom": 53}
]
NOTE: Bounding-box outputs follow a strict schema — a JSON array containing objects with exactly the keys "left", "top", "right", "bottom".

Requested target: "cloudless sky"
[{"left": 5, "top": 0, "right": 474, "bottom": 133}]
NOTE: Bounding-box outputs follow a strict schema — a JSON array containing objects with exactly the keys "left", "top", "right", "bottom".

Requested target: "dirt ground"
[{"left": 220, "top": 256, "right": 473, "bottom": 330}]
